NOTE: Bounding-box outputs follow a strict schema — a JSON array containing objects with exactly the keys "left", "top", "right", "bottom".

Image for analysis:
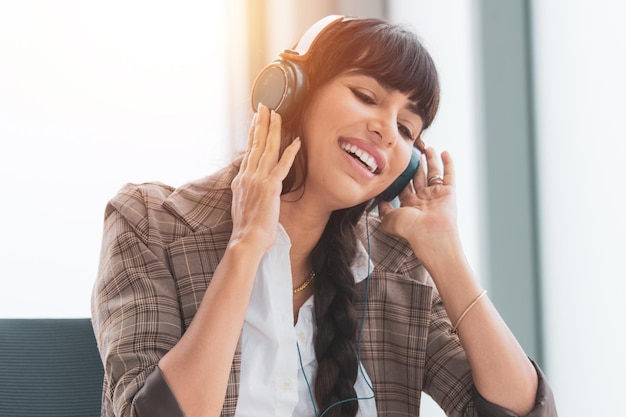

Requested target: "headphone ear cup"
[
  {"left": 365, "top": 147, "right": 421, "bottom": 212},
  {"left": 251, "top": 58, "right": 307, "bottom": 118}
]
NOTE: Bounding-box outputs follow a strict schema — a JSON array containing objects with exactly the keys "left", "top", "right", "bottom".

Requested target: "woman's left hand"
[{"left": 378, "top": 147, "right": 459, "bottom": 259}]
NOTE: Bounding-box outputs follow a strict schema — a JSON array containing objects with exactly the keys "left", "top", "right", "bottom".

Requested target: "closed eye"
[
  {"left": 351, "top": 86, "right": 416, "bottom": 141},
  {"left": 350, "top": 88, "right": 376, "bottom": 105},
  {"left": 398, "top": 123, "right": 415, "bottom": 141}
]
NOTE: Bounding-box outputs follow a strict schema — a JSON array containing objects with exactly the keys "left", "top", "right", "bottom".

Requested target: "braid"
[{"left": 310, "top": 204, "right": 365, "bottom": 417}]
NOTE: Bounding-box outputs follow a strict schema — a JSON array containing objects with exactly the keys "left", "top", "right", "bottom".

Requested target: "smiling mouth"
[{"left": 340, "top": 142, "right": 380, "bottom": 174}]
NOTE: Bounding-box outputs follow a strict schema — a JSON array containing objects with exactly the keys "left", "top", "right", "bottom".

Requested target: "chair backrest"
[{"left": 0, "top": 318, "right": 104, "bottom": 417}]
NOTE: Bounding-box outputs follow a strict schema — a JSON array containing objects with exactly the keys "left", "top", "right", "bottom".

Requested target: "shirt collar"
[
  {"left": 352, "top": 239, "right": 373, "bottom": 284},
  {"left": 277, "top": 224, "right": 373, "bottom": 284}
]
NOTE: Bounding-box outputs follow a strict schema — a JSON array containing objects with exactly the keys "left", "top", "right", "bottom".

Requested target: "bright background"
[
  {"left": 1, "top": 1, "right": 625, "bottom": 416},
  {"left": 0, "top": 1, "right": 234, "bottom": 317}
]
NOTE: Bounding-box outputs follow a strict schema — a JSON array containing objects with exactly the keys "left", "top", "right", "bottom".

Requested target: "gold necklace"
[{"left": 293, "top": 271, "right": 316, "bottom": 294}]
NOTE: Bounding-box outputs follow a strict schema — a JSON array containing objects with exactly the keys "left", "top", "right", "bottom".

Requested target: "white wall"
[
  {"left": 389, "top": 2, "right": 626, "bottom": 415},
  {"left": 0, "top": 1, "right": 234, "bottom": 317},
  {"left": 531, "top": 1, "right": 626, "bottom": 415},
  {"left": 388, "top": 2, "right": 482, "bottom": 416},
  {"left": 388, "top": 0, "right": 485, "bottom": 283}
]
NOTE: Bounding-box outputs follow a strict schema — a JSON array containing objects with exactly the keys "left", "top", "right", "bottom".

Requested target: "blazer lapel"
[
  {"left": 160, "top": 172, "right": 434, "bottom": 416},
  {"left": 166, "top": 221, "right": 233, "bottom": 327},
  {"left": 356, "top": 216, "right": 433, "bottom": 416},
  {"left": 161, "top": 167, "right": 242, "bottom": 416}
]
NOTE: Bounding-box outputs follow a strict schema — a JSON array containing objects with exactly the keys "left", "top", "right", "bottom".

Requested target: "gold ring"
[{"left": 427, "top": 175, "right": 444, "bottom": 186}]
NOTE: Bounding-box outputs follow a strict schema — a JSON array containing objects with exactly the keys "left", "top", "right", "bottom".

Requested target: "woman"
[{"left": 92, "top": 15, "right": 557, "bottom": 417}]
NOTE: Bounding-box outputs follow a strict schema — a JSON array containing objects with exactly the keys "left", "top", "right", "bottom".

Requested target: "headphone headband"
[
  {"left": 281, "top": 15, "right": 345, "bottom": 62},
  {"left": 251, "top": 15, "right": 347, "bottom": 115}
]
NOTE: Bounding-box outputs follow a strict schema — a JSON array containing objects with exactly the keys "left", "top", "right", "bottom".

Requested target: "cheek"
[
  {"left": 306, "top": 86, "right": 359, "bottom": 125},
  {"left": 307, "top": 103, "right": 341, "bottom": 128},
  {"left": 301, "top": 102, "right": 345, "bottom": 146}
]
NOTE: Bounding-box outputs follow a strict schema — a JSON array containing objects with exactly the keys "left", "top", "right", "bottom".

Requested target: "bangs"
[{"left": 305, "top": 19, "right": 440, "bottom": 129}]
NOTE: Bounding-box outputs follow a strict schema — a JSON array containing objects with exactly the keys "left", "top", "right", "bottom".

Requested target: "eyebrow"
[
  {"left": 406, "top": 102, "right": 423, "bottom": 118},
  {"left": 348, "top": 71, "right": 425, "bottom": 120},
  {"left": 376, "top": 79, "right": 423, "bottom": 118}
]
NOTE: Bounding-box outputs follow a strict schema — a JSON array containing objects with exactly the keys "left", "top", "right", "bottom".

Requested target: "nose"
[{"left": 367, "top": 111, "right": 397, "bottom": 147}]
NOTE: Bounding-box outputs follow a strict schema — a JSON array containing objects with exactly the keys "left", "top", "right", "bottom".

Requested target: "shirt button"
[
  {"left": 282, "top": 378, "right": 294, "bottom": 390},
  {"left": 298, "top": 331, "right": 306, "bottom": 342}
]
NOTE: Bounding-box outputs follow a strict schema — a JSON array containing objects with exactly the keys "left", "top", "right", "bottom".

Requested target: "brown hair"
[
  {"left": 278, "top": 18, "right": 440, "bottom": 416},
  {"left": 280, "top": 17, "right": 440, "bottom": 197}
]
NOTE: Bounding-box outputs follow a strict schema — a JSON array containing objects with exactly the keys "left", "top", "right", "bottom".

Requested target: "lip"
[{"left": 338, "top": 137, "right": 386, "bottom": 174}]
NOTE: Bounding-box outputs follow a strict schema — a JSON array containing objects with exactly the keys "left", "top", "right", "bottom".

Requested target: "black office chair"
[{"left": 0, "top": 318, "right": 104, "bottom": 417}]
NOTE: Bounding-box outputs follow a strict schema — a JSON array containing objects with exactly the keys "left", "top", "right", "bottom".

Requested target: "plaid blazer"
[{"left": 92, "top": 166, "right": 556, "bottom": 417}]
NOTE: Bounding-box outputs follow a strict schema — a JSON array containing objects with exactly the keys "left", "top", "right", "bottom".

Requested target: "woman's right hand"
[
  {"left": 229, "top": 104, "right": 301, "bottom": 252},
  {"left": 157, "top": 105, "right": 300, "bottom": 417}
]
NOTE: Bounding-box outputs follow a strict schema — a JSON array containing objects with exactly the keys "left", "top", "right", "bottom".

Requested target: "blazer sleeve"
[
  {"left": 91, "top": 184, "right": 185, "bottom": 417},
  {"left": 423, "top": 293, "right": 558, "bottom": 417}
]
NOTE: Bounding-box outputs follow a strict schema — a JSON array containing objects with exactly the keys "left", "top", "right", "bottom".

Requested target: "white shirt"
[{"left": 234, "top": 224, "right": 377, "bottom": 417}]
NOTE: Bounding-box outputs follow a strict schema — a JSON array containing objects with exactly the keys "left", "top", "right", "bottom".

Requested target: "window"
[{"left": 0, "top": 2, "right": 237, "bottom": 317}]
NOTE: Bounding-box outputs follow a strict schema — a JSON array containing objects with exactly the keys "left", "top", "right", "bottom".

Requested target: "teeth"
[{"left": 341, "top": 143, "right": 378, "bottom": 173}]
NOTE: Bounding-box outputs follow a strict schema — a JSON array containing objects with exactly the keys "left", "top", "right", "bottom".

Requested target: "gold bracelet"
[{"left": 449, "top": 290, "right": 487, "bottom": 336}]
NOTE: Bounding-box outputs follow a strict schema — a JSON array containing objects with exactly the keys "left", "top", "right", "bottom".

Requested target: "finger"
[
  {"left": 270, "top": 137, "right": 301, "bottom": 181},
  {"left": 257, "top": 110, "right": 282, "bottom": 170},
  {"left": 240, "top": 111, "right": 258, "bottom": 172},
  {"left": 414, "top": 152, "right": 428, "bottom": 190},
  {"left": 425, "top": 147, "right": 443, "bottom": 177},
  {"left": 442, "top": 150, "right": 456, "bottom": 187},
  {"left": 247, "top": 104, "right": 271, "bottom": 170},
  {"left": 424, "top": 147, "right": 445, "bottom": 186}
]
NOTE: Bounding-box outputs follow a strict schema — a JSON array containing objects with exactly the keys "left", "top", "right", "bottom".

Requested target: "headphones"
[
  {"left": 251, "top": 18, "right": 426, "bottom": 414},
  {"left": 251, "top": 15, "right": 421, "bottom": 211},
  {"left": 251, "top": 15, "right": 345, "bottom": 118}
]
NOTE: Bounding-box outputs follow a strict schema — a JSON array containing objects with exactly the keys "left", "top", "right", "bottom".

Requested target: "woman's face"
[{"left": 300, "top": 72, "right": 424, "bottom": 209}]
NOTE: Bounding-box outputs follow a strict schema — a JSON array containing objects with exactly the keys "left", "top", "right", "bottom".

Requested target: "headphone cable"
[{"left": 297, "top": 211, "right": 376, "bottom": 416}]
